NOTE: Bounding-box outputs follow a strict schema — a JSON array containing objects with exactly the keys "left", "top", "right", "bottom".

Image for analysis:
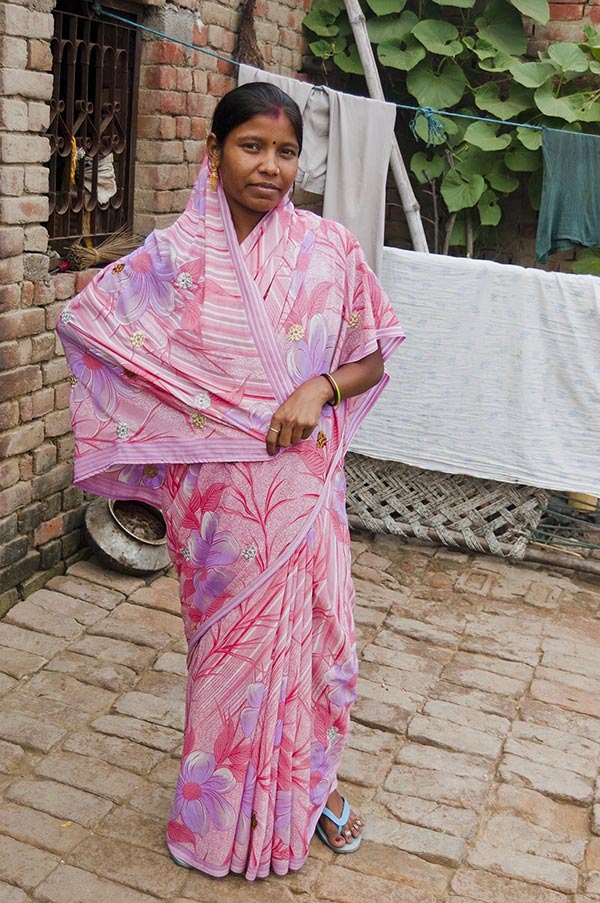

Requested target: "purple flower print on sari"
[
  {"left": 234, "top": 762, "right": 256, "bottom": 848},
  {"left": 118, "top": 463, "right": 166, "bottom": 490},
  {"left": 172, "top": 751, "right": 236, "bottom": 836},
  {"left": 325, "top": 647, "right": 359, "bottom": 707},
  {"left": 274, "top": 789, "right": 292, "bottom": 843},
  {"left": 69, "top": 345, "right": 137, "bottom": 422},
  {"left": 226, "top": 403, "right": 272, "bottom": 437},
  {"left": 187, "top": 511, "right": 239, "bottom": 614},
  {"left": 310, "top": 736, "right": 342, "bottom": 807},
  {"left": 287, "top": 314, "right": 335, "bottom": 388},
  {"left": 289, "top": 230, "right": 315, "bottom": 298},
  {"left": 102, "top": 233, "right": 179, "bottom": 325},
  {"left": 332, "top": 469, "right": 348, "bottom": 527},
  {"left": 240, "top": 683, "right": 265, "bottom": 737}
]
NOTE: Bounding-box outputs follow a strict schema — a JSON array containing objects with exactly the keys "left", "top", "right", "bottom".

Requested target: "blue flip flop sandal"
[{"left": 315, "top": 795, "right": 362, "bottom": 853}]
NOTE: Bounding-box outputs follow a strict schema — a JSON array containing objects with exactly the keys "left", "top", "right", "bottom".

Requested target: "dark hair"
[{"left": 211, "top": 82, "right": 303, "bottom": 152}]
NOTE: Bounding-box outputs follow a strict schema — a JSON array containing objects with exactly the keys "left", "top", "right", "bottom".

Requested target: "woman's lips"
[{"left": 249, "top": 183, "right": 280, "bottom": 194}]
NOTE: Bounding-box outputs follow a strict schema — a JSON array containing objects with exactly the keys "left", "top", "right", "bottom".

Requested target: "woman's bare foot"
[{"left": 319, "top": 789, "right": 365, "bottom": 848}]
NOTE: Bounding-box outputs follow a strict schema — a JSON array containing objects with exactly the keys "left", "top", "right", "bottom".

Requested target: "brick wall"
[{"left": 0, "top": 0, "right": 309, "bottom": 611}]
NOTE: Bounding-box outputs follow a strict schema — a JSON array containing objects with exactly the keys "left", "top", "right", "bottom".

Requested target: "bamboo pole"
[{"left": 344, "top": 0, "right": 429, "bottom": 253}]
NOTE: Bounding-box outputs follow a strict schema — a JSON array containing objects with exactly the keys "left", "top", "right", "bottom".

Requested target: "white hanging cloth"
[{"left": 351, "top": 247, "right": 600, "bottom": 496}]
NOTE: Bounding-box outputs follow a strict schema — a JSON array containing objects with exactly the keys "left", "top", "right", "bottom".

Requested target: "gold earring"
[{"left": 209, "top": 161, "right": 219, "bottom": 191}]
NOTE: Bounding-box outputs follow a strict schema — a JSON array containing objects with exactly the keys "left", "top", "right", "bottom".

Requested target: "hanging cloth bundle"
[{"left": 536, "top": 128, "right": 600, "bottom": 262}]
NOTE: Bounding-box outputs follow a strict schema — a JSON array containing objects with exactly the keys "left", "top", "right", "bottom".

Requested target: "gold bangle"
[{"left": 321, "top": 372, "right": 341, "bottom": 407}]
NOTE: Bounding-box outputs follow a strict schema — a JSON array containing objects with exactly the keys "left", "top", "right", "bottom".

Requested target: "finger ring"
[{"left": 268, "top": 427, "right": 281, "bottom": 433}]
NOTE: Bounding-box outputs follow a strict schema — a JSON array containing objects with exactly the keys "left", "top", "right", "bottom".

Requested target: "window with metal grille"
[{"left": 47, "top": 0, "right": 141, "bottom": 251}]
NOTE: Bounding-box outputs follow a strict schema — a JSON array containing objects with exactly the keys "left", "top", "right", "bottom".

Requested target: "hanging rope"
[
  {"left": 409, "top": 106, "right": 447, "bottom": 146},
  {"left": 92, "top": 2, "right": 546, "bottom": 137}
]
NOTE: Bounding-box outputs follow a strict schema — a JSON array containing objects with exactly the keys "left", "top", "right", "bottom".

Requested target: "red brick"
[
  {"left": 21, "top": 281, "right": 34, "bottom": 307},
  {"left": 549, "top": 3, "right": 584, "bottom": 16},
  {"left": 51, "top": 272, "right": 77, "bottom": 300},
  {"left": 0, "top": 255, "right": 23, "bottom": 285},
  {"left": 33, "top": 444, "right": 57, "bottom": 475},
  {"left": 0, "top": 309, "right": 45, "bottom": 341},
  {"left": 0, "top": 226, "right": 24, "bottom": 257},
  {"left": 28, "top": 38, "right": 53, "bottom": 71},
  {"left": 0, "top": 341, "right": 19, "bottom": 370},
  {"left": 19, "top": 394, "right": 33, "bottom": 422},
  {"left": 0, "top": 400, "right": 19, "bottom": 431},
  {"left": 75, "top": 269, "right": 100, "bottom": 292},
  {"left": 0, "top": 365, "right": 43, "bottom": 402},
  {"left": 42, "top": 357, "right": 69, "bottom": 385},
  {"left": 0, "top": 420, "right": 44, "bottom": 458},
  {"left": 33, "top": 280, "right": 55, "bottom": 306},
  {"left": 44, "top": 408, "right": 72, "bottom": 438},
  {"left": 31, "top": 386, "right": 54, "bottom": 418},
  {"left": 0, "top": 195, "right": 49, "bottom": 224},
  {"left": 31, "top": 462, "right": 73, "bottom": 501},
  {"left": 34, "top": 514, "right": 64, "bottom": 547},
  {"left": 140, "top": 65, "right": 178, "bottom": 91},
  {"left": 54, "top": 381, "right": 71, "bottom": 410},
  {"left": 136, "top": 163, "right": 188, "bottom": 191},
  {"left": 19, "top": 455, "right": 33, "bottom": 482},
  {"left": 31, "top": 332, "right": 55, "bottom": 363},
  {"left": 590, "top": 6, "right": 600, "bottom": 20},
  {"left": 0, "top": 284, "right": 21, "bottom": 313},
  {"left": 142, "top": 41, "right": 187, "bottom": 66},
  {"left": 159, "top": 91, "right": 187, "bottom": 115},
  {"left": 0, "top": 481, "right": 32, "bottom": 518},
  {"left": 137, "top": 115, "right": 177, "bottom": 140},
  {"left": 0, "top": 458, "right": 19, "bottom": 491}
]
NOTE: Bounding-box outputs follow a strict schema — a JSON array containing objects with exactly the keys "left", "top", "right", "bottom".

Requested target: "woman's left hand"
[{"left": 266, "top": 377, "right": 331, "bottom": 456}]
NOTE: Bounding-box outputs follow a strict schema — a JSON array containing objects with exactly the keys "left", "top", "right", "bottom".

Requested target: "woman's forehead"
[{"left": 229, "top": 113, "right": 299, "bottom": 144}]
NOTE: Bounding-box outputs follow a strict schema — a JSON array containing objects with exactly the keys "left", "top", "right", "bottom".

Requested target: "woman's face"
[{"left": 207, "top": 112, "right": 300, "bottom": 239}]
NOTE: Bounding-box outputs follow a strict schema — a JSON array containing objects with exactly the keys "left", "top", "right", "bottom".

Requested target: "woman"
[{"left": 57, "top": 83, "right": 405, "bottom": 880}]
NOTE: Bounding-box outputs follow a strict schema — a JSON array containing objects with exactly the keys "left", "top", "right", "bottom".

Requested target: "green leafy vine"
[{"left": 303, "top": 1, "right": 600, "bottom": 266}]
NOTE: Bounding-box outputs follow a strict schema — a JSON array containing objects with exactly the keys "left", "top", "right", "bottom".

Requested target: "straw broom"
[{"left": 66, "top": 225, "right": 140, "bottom": 271}]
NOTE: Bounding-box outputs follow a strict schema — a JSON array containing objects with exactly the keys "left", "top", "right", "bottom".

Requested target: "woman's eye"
[
  {"left": 242, "top": 143, "right": 259, "bottom": 151},
  {"left": 281, "top": 149, "right": 297, "bottom": 158}
]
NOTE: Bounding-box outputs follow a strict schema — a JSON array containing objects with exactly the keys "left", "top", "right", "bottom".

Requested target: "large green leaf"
[
  {"left": 516, "top": 125, "right": 543, "bottom": 149},
  {"left": 504, "top": 146, "right": 541, "bottom": 171},
  {"left": 475, "top": 0, "right": 526, "bottom": 55},
  {"left": 478, "top": 189, "right": 502, "bottom": 225},
  {"left": 303, "top": 7, "right": 339, "bottom": 36},
  {"left": 446, "top": 215, "right": 481, "bottom": 248},
  {"left": 577, "top": 96, "right": 600, "bottom": 121},
  {"left": 548, "top": 41, "right": 589, "bottom": 75},
  {"left": 410, "top": 151, "right": 445, "bottom": 184},
  {"left": 475, "top": 82, "right": 533, "bottom": 119},
  {"left": 471, "top": 38, "right": 497, "bottom": 60},
  {"left": 333, "top": 44, "right": 364, "bottom": 74},
  {"left": 412, "top": 19, "right": 463, "bottom": 56},
  {"left": 487, "top": 159, "right": 519, "bottom": 192},
  {"left": 366, "top": 0, "right": 407, "bottom": 13},
  {"left": 479, "top": 50, "right": 514, "bottom": 72},
  {"left": 509, "top": 0, "right": 549, "bottom": 23},
  {"left": 572, "top": 250, "right": 600, "bottom": 276},
  {"left": 309, "top": 39, "right": 335, "bottom": 57},
  {"left": 378, "top": 37, "right": 426, "bottom": 71},
  {"left": 509, "top": 60, "right": 555, "bottom": 88},
  {"left": 464, "top": 120, "right": 512, "bottom": 151},
  {"left": 456, "top": 144, "right": 496, "bottom": 177},
  {"left": 407, "top": 59, "right": 467, "bottom": 107},
  {"left": 534, "top": 82, "right": 578, "bottom": 122},
  {"left": 367, "top": 11, "right": 417, "bottom": 43},
  {"left": 441, "top": 169, "right": 486, "bottom": 211},
  {"left": 431, "top": 0, "right": 475, "bottom": 8}
]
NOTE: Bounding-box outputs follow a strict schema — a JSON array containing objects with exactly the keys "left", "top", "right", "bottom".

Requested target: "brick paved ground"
[{"left": 2, "top": 531, "right": 600, "bottom": 902}]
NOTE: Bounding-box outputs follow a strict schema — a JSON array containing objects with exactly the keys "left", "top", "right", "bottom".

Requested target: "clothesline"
[{"left": 93, "top": 3, "right": 546, "bottom": 140}]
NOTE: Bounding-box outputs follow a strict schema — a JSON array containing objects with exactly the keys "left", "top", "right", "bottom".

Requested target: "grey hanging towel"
[
  {"left": 536, "top": 128, "right": 600, "bottom": 263},
  {"left": 238, "top": 65, "right": 396, "bottom": 275}
]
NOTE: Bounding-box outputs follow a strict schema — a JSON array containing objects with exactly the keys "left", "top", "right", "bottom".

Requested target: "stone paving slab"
[{"left": 2, "top": 535, "right": 600, "bottom": 901}]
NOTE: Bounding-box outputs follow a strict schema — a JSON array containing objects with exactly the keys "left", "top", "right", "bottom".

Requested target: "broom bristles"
[{"left": 66, "top": 226, "right": 140, "bottom": 270}]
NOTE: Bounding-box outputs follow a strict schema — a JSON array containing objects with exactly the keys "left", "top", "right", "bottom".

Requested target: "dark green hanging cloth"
[{"left": 536, "top": 128, "right": 600, "bottom": 263}]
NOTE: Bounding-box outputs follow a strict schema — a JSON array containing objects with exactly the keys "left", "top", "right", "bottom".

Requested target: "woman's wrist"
[{"left": 314, "top": 375, "right": 336, "bottom": 406}]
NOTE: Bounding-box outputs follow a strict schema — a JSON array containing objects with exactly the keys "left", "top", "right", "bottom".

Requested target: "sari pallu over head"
[{"left": 57, "top": 159, "right": 405, "bottom": 644}]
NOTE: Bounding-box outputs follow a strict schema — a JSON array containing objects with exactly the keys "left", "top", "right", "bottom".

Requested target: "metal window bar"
[{"left": 47, "top": 0, "right": 141, "bottom": 249}]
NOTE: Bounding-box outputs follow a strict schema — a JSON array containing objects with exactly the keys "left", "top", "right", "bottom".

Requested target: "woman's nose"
[{"left": 258, "top": 151, "right": 279, "bottom": 174}]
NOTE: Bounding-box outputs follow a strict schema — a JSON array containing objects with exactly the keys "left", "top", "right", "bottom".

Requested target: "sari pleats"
[{"left": 164, "top": 469, "right": 356, "bottom": 880}]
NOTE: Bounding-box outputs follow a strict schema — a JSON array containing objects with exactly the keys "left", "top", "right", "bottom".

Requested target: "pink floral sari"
[{"left": 58, "top": 161, "right": 404, "bottom": 879}]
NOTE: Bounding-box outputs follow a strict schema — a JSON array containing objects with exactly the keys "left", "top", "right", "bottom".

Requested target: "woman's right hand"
[{"left": 266, "top": 377, "right": 333, "bottom": 456}]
